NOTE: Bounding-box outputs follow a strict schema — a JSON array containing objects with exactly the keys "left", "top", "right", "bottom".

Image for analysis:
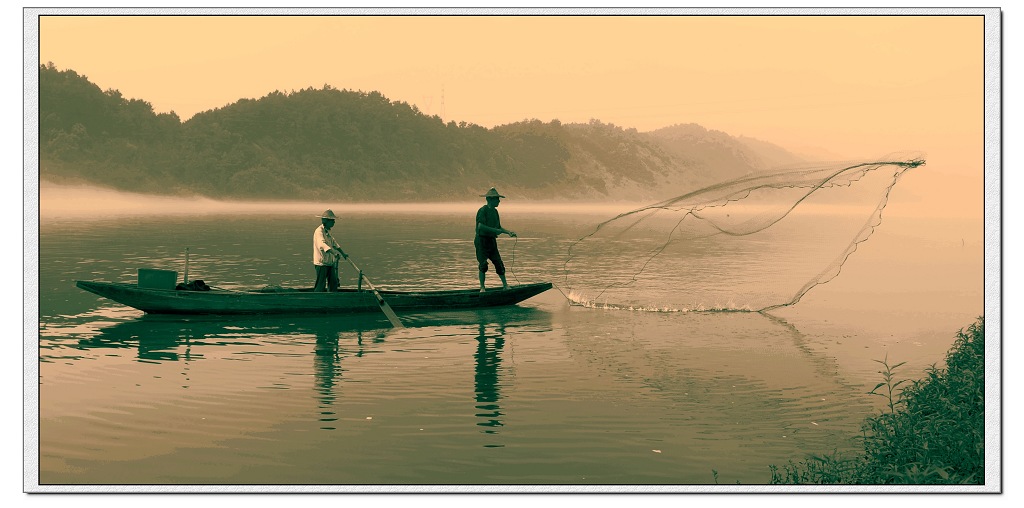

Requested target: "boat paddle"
[{"left": 341, "top": 255, "right": 404, "bottom": 328}]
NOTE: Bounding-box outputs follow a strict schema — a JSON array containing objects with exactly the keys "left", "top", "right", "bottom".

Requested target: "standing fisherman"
[
  {"left": 475, "top": 188, "right": 517, "bottom": 292},
  {"left": 313, "top": 209, "right": 348, "bottom": 292}
]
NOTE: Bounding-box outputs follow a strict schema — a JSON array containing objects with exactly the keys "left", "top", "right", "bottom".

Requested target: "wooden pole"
[{"left": 343, "top": 257, "right": 403, "bottom": 328}]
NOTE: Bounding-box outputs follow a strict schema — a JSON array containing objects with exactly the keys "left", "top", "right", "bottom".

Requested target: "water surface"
[{"left": 34, "top": 205, "right": 983, "bottom": 488}]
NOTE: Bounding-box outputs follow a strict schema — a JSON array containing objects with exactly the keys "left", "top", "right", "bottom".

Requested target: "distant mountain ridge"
[{"left": 38, "top": 63, "right": 808, "bottom": 202}]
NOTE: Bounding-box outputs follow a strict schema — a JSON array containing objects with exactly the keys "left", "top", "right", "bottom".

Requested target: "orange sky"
[
  {"left": 39, "top": 15, "right": 984, "bottom": 156},
  {"left": 35, "top": 12, "right": 991, "bottom": 217}
]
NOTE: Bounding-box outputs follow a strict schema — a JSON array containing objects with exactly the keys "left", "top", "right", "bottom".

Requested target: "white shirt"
[{"left": 313, "top": 224, "right": 342, "bottom": 266}]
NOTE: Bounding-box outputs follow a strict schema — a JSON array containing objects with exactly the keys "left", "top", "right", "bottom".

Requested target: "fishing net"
[{"left": 561, "top": 153, "right": 926, "bottom": 313}]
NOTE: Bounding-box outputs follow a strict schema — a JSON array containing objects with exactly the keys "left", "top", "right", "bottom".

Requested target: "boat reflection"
[
  {"left": 76, "top": 312, "right": 392, "bottom": 362},
  {"left": 397, "top": 304, "right": 550, "bottom": 329}
]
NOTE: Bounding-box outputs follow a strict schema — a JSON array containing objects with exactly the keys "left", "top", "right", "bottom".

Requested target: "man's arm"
[
  {"left": 476, "top": 222, "right": 515, "bottom": 237},
  {"left": 476, "top": 222, "right": 502, "bottom": 236},
  {"left": 328, "top": 235, "right": 348, "bottom": 259}
]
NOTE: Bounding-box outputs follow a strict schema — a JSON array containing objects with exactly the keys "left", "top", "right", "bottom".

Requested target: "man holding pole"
[{"left": 313, "top": 209, "right": 348, "bottom": 292}]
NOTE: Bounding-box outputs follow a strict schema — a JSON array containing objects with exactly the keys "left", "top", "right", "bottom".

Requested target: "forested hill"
[{"left": 38, "top": 63, "right": 806, "bottom": 202}]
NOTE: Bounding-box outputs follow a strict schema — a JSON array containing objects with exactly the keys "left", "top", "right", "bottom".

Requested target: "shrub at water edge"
[{"left": 769, "top": 317, "right": 985, "bottom": 484}]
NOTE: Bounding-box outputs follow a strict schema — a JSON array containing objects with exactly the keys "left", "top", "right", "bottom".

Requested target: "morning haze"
[{"left": 38, "top": 15, "right": 983, "bottom": 217}]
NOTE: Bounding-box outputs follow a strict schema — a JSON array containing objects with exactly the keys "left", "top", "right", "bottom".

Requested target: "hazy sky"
[
  {"left": 34, "top": 10, "right": 992, "bottom": 217},
  {"left": 39, "top": 14, "right": 984, "bottom": 160}
]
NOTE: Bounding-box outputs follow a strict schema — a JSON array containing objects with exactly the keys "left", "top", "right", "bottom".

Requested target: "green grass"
[{"left": 769, "top": 317, "right": 985, "bottom": 484}]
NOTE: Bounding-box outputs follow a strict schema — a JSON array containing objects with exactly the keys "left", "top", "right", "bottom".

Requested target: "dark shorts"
[{"left": 474, "top": 235, "right": 505, "bottom": 275}]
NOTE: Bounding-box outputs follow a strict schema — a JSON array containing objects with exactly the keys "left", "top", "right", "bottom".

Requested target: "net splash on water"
[{"left": 560, "top": 153, "right": 926, "bottom": 313}]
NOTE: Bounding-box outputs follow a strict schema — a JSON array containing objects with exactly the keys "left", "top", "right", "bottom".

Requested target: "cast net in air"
[{"left": 560, "top": 153, "right": 926, "bottom": 313}]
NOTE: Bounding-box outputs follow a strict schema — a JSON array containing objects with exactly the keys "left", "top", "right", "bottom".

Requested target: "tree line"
[{"left": 39, "top": 63, "right": 799, "bottom": 201}]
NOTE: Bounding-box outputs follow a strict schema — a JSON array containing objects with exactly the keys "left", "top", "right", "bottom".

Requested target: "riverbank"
[{"left": 769, "top": 317, "right": 985, "bottom": 485}]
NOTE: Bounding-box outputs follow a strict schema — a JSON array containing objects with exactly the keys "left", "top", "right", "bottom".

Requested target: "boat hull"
[{"left": 75, "top": 280, "right": 553, "bottom": 316}]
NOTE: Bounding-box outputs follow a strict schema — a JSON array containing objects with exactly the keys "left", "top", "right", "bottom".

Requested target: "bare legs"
[{"left": 479, "top": 271, "right": 509, "bottom": 292}]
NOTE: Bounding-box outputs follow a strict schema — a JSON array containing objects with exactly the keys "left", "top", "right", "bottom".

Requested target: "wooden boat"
[{"left": 75, "top": 280, "right": 553, "bottom": 316}]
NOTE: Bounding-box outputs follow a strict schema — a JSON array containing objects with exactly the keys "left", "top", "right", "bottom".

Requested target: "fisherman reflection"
[
  {"left": 313, "top": 329, "right": 342, "bottom": 430},
  {"left": 474, "top": 322, "right": 506, "bottom": 437},
  {"left": 312, "top": 326, "right": 376, "bottom": 430}
]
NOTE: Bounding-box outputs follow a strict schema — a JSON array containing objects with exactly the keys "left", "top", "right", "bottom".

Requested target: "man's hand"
[{"left": 506, "top": 230, "right": 517, "bottom": 238}]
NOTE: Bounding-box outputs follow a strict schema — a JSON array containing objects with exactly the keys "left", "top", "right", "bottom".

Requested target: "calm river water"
[{"left": 33, "top": 201, "right": 984, "bottom": 490}]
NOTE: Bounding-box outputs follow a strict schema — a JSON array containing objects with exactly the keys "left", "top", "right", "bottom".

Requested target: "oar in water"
[{"left": 341, "top": 256, "right": 403, "bottom": 328}]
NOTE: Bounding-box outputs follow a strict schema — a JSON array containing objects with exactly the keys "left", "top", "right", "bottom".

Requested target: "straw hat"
[
  {"left": 481, "top": 187, "right": 506, "bottom": 198},
  {"left": 319, "top": 209, "right": 338, "bottom": 220}
]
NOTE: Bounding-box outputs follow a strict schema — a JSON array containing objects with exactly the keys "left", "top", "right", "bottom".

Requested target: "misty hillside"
[{"left": 38, "top": 63, "right": 807, "bottom": 202}]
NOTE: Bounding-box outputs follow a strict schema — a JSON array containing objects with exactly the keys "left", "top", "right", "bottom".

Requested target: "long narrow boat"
[{"left": 76, "top": 280, "right": 553, "bottom": 316}]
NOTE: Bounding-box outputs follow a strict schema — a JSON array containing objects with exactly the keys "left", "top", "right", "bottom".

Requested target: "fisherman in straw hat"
[
  {"left": 475, "top": 187, "right": 517, "bottom": 292},
  {"left": 312, "top": 209, "right": 348, "bottom": 292}
]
